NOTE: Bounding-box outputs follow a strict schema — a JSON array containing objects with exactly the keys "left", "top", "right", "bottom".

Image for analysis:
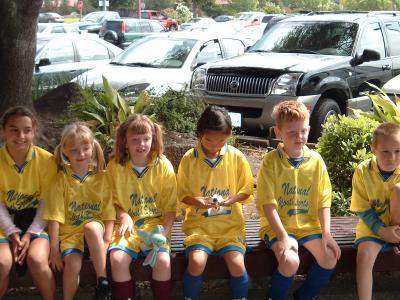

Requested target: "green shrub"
[
  {"left": 68, "top": 76, "right": 148, "bottom": 154},
  {"left": 316, "top": 115, "right": 379, "bottom": 216},
  {"left": 144, "top": 88, "right": 205, "bottom": 134}
]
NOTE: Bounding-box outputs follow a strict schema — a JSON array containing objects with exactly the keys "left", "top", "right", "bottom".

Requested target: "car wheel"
[
  {"left": 170, "top": 24, "right": 178, "bottom": 31},
  {"left": 309, "top": 98, "right": 341, "bottom": 142},
  {"left": 103, "top": 30, "right": 118, "bottom": 45}
]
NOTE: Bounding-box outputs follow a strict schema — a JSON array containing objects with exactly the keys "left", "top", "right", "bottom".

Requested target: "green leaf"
[{"left": 102, "top": 76, "right": 118, "bottom": 108}]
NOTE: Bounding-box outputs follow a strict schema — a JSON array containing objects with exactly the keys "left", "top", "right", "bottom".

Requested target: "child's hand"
[
  {"left": 220, "top": 196, "right": 236, "bottom": 206},
  {"left": 119, "top": 213, "right": 134, "bottom": 238},
  {"left": 379, "top": 225, "right": 400, "bottom": 243},
  {"left": 193, "top": 197, "right": 216, "bottom": 209},
  {"left": 322, "top": 232, "right": 341, "bottom": 260},
  {"left": 10, "top": 233, "right": 22, "bottom": 263},
  {"left": 275, "top": 236, "right": 297, "bottom": 262},
  {"left": 49, "top": 245, "right": 63, "bottom": 272},
  {"left": 16, "top": 233, "right": 31, "bottom": 265}
]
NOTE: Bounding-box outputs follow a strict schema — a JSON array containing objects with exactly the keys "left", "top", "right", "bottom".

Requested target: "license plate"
[{"left": 228, "top": 112, "right": 242, "bottom": 128}]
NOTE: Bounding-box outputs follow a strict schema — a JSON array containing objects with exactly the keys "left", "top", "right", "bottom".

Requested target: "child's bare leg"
[
  {"left": 356, "top": 241, "right": 382, "bottom": 300},
  {"left": 27, "top": 238, "right": 55, "bottom": 300},
  {"left": 223, "top": 251, "right": 248, "bottom": 299},
  {"left": 63, "top": 253, "right": 83, "bottom": 300},
  {"left": 296, "top": 238, "right": 337, "bottom": 299},
  {"left": 84, "top": 221, "right": 106, "bottom": 278},
  {"left": 391, "top": 183, "right": 400, "bottom": 225},
  {"left": 110, "top": 250, "right": 134, "bottom": 300},
  {"left": 183, "top": 250, "right": 209, "bottom": 300},
  {"left": 187, "top": 250, "right": 208, "bottom": 276},
  {"left": 151, "top": 251, "right": 172, "bottom": 300},
  {"left": 0, "top": 244, "right": 12, "bottom": 298}
]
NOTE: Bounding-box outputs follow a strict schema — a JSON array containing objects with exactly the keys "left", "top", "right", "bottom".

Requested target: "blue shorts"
[
  {"left": 354, "top": 236, "right": 393, "bottom": 252},
  {"left": 264, "top": 233, "right": 322, "bottom": 249}
]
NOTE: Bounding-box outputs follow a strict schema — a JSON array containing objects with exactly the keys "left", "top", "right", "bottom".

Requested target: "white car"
[
  {"left": 72, "top": 31, "right": 247, "bottom": 102},
  {"left": 37, "top": 23, "right": 82, "bottom": 36}
]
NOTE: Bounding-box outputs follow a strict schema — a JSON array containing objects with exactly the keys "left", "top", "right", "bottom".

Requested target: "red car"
[{"left": 141, "top": 10, "right": 178, "bottom": 31}]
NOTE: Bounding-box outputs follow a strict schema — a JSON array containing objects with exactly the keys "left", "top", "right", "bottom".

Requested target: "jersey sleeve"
[
  {"left": 235, "top": 151, "right": 254, "bottom": 204},
  {"left": 318, "top": 159, "right": 332, "bottom": 209},
  {"left": 256, "top": 154, "right": 277, "bottom": 208},
  {"left": 159, "top": 159, "right": 178, "bottom": 213},
  {"left": 176, "top": 153, "right": 192, "bottom": 208},
  {"left": 42, "top": 173, "right": 66, "bottom": 224},
  {"left": 100, "top": 172, "right": 116, "bottom": 221},
  {"left": 350, "top": 166, "right": 370, "bottom": 213}
]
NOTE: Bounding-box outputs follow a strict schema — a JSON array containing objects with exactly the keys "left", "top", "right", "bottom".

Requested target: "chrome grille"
[{"left": 206, "top": 74, "right": 276, "bottom": 97}]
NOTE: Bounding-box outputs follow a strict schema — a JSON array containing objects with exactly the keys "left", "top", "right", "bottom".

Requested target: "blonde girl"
[
  {"left": 0, "top": 106, "right": 57, "bottom": 300},
  {"left": 107, "top": 114, "right": 177, "bottom": 300},
  {"left": 42, "top": 122, "right": 115, "bottom": 300}
]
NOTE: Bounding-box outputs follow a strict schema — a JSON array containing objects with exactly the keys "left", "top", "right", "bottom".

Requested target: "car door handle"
[{"left": 382, "top": 64, "right": 391, "bottom": 70}]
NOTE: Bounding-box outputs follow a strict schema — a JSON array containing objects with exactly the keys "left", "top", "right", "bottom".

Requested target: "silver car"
[{"left": 73, "top": 31, "right": 247, "bottom": 102}]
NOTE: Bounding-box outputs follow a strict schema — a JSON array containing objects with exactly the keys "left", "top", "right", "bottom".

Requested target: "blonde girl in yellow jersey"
[
  {"left": 107, "top": 114, "right": 177, "bottom": 300},
  {"left": 43, "top": 123, "right": 115, "bottom": 300},
  {"left": 0, "top": 106, "right": 57, "bottom": 300},
  {"left": 177, "top": 106, "right": 254, "bottom": 300}
]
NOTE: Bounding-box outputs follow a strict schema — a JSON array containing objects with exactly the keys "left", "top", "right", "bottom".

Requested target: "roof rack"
[
  {"left": 367, "top": 11, "right": 400, "bottom": 16},
  {"left": 306, "top": 10, "right": 368, "bottom": 15}
]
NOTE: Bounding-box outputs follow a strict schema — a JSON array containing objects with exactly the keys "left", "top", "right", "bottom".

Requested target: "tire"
[
  {"left": 170, "top": 24, "right": 178, "bottom": 31},
  {"left": 309, "top": 98, "right": 341, "bottom": 142},
  {"left": 103, "top": 30, "right": 118, "bottom": 45}
]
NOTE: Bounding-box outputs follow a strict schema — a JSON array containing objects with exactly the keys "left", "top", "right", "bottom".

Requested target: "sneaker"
[{"left": 93, "top": 278, "right": 111, "bottom": 300}]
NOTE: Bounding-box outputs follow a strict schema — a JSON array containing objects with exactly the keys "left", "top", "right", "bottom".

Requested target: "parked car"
[
  {"left": 34, "top": 35, "right": 122, "bottom": 90},
  {"left": 99, "top": 18, "right": 167, "bottom": 49},
  {"left": 140, "top": 10, "right": 178, "bottom": 31},
  {"left": 180, "top": 17, "right": 216, "bottom": 31},
  {"left": 191, "top": 12, "right": 400, "bottom": 141},
  {"left": 235, "top": 11, "right": 266, "bottom": 27},
  {"left": 214, "top": 15, "right": 234, "bottom": 22},
  {"left": 38, "top": 12, "right": 64, "bottom": 23},
  {"left": 76, "top": 11, "right": 120, "bottom": 34},
  {"left": 37, "top": 23, "right": 81, "bottom": 36},
  {"left": 73, "top": 32, "right": 247, "bottom": 102}
]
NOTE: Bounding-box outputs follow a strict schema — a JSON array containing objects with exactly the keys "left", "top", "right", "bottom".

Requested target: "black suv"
[
  {"left": 99, "top": 18, "right": 167, "bottom": 49},
  {"left": 191, "top": 11, "right": 400, "bottom": 141}
]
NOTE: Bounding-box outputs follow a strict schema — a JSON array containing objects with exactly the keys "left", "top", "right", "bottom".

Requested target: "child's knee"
[
  {"left": 319, "top": 248, "right": 337, "bottom": 269},
  {"left": 187, "top": 251, "right": 208, "bottom": 275},
  {"left": 110, "top": 250, "right": 131, "bottom": 271},
  {"left": 357, "top": 247, "right": 376, "bottom": 269},
  {"left": 278, "top": 250, "right": 299, "bottom": 276},
  {"left": 27, "top": 250, "right": 48, "bottom": 269},
  {"left": 155, "top": 252, "right": 171, "bottom": 270}
]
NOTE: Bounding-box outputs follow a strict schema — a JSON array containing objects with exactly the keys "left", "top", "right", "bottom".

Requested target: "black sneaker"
[{"left": 93, "top": 278, "right": 111, "bottom": 300}]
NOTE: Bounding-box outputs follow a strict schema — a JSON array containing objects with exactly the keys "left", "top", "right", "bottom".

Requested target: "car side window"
[
  {"left": 385, "top": 21, "right": 400, "bottom": 56},
  {"left": 139, "top": 21, "right": 151, "bottom": 32},
  {"left": 77, "top": 40, "right": 110, "bottom": 61},
  {"left": 151, "top": 12, "right": 158, "bottom": 18},
  {"left": 357, "top": 22, "right": 386, "bottom": 58},
  {"left": 52, "top": 26, "right": 66, "bottom": 33},
  {"left": 40, "top": 40, "right": 74, "bottom": 64},
  {"left": 126, "top": 21, "right": 139, "bottom": 33},
  {"left": 195, "top": 40, "right": 223, "bottom": 65},
  {"left": 150, "top": 21, "right": 165, "bottom": 32},
  {"left": 221, "top": 38, "right": 245, "bottom": 58}
]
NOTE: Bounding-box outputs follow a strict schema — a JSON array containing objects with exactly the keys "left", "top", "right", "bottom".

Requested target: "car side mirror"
[
  {"left": 35, "top": 58, "right": 51, "bottom": 71},
  {"left": 350, "top": 49, "right": 380, "bottom": 67}
]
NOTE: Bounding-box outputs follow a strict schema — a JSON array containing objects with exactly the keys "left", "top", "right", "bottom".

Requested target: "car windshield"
[
  {"left": 113, "top": 37, "right": 197, "bottom": 68},
  {"left": 82, "top": 12, "right": 103, "bottom": 23},
  {"left": 237, "top": 13, "right": 256, "bottom": 21},
  {"left": 250, "top": 21, "right": 358, "bottom": 56}
]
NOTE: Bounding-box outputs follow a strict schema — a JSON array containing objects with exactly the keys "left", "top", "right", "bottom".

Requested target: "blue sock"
[
  {"left": 268, "top": 269, "right": 295, "bottom": 300},
  {"left": 183, "top": 270, "right": 203, "bottom": 300},
  {"left": 295, "top": 263, "right": 335, "bottom": 299},
  {"left": 229, "top": 271, "right": 249, "bottom": 299}
]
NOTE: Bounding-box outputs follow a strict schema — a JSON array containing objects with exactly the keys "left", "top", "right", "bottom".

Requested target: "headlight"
[
  {"left": 119, "top": 83, "right": 150, "bottom": 103},
  {"left": 270, "top": 73, "right": 302, "bottom": 96},
  {"left": 191, "top": 68, "right": 206, "bottom": 90}
]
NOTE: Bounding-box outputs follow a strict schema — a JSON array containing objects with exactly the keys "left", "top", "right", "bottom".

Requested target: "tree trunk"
[{"left": 0, "top": 0, "right": 42, "bottom": 114}]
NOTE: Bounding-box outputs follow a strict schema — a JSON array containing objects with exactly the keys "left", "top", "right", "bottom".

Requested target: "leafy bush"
[
  {"left": 316, "top": 115, "right": 379, "bottom": 216},
  {"left": 171, "top": 4, "right": 193, "bottom": 24},
  {"left": 69, "top": 76, "right": 148, "bottom": 154},
  {"left": 144, "top": 88, "right": 205, "bottom": 134}
]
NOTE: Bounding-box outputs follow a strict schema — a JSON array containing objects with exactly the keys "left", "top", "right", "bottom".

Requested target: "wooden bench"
[{"left": 9, "top": 216, "right": 400, "bottom": 288}]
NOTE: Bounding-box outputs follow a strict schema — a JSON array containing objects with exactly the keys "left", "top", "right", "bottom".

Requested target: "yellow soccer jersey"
[
  {"left": 256, "top": 143, "right": 332, "bottom": 239},
  {"left": 0, "top": 145, "right": 56, "bottom": 211},
  {"left": 107, "top": 155, "right": 177, "bottom": 226},
  {"left": 350, "top": 156, "right": 400, "bottom": 240},
  {"left": 43, "top": 166, "right": 115, "bottom": 236},
  {"left": 177, "top": 143, "right": 254, "bottom": 237}
]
